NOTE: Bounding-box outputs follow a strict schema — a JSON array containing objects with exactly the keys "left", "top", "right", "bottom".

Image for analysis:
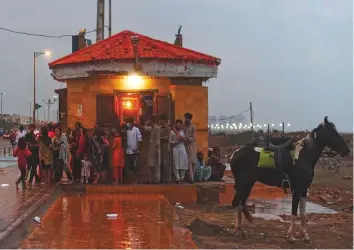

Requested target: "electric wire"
[{"left": 0, "top": 26, "right": 96, "bottom": 38}]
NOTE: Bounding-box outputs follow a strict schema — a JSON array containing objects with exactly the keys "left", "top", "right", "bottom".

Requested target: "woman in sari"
[
  {"left": 91, "top": 128, "right": 109, "bottom": 183},
  {"left": 38, "top": 126, "right": 53, "bottom": 184},
  {"left": 52, "top": 126, "right": 73, "bottom": 182}
]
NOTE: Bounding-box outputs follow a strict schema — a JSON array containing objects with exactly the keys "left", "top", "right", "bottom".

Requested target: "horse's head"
[{"left": 314, "top": 116, "right": 350, "bottom": 157}]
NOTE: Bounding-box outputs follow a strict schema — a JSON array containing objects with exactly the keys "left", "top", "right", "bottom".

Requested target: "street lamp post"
[
  {"left": 33, "top": 51, "right": 50, "bottom": 124},
  {"left": 43, "top": 106, "right": 47, "bottom": 121},
  {"left": 29, "top": 103, "right": 32, "bottom": 124},
  {"left": 43, "top": 96, "right": 57, "bottom": 122},
  {"left": 0, "top": 92, "right": 5, "bottom": 128}
]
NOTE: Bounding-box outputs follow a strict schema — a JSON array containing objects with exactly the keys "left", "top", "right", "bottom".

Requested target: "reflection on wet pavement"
[
  {"left": 0, "top": 155, "right": 16, "bottom": 162},
  {"left": 249, "top": 195, "right": 337, "bottom": 221},
  {"left": 0, "top": 167, "right": 53, "bottom": 232},
  {"left": 0, "top": 155, "right": 16, "bottom": 168},
  {"left": 0, "top": 162, "right": 16, "bottom": 168},
  {"left": 22, "top": 194, "right": 197, "bottom": 249}
]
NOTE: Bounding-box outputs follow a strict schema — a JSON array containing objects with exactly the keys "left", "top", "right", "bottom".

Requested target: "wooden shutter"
[
  {"left": 55, "top": 88, "right": 67, "bottom": 129},
  {"left": 96, "top": 94, "right": 117, "bottom": 127},
  {"left": 155, "top": 93, "right": 172, "bottom": 123}
]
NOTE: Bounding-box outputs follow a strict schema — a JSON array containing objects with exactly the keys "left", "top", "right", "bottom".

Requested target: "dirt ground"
[{"left": 177, "top": 165, "right": 353, "bottom": 249}]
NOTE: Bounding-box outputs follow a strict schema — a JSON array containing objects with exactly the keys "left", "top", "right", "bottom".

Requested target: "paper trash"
[{"left": 106, "top": 214, "right": 118, "bottom": 218}]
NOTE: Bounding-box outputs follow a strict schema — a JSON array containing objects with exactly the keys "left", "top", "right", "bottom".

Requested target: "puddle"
[
  {"left": 249, "top": 195, "right": 337, "bottom": 222},
  {"left": 21, "top": 194, "right": 197, "bottom": 249},
  {"left": 0, "top": 161, "right": 16, "bottom": 168}
]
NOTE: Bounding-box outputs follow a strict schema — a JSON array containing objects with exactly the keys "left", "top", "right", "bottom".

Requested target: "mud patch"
[{"left": 188, "top": 218, "right": 233, "bottom": 237}]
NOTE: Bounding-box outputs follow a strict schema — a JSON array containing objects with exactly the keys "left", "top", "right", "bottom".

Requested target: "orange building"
[{"left": 49, "top": 30, "right": 220, "bottom": 182}]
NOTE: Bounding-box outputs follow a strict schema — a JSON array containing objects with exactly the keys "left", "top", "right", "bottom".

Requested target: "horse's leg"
[
  {"left": 299, "top": 190, "right": 311, "bottom": 242},
  {"left": 232, "top": 184, "right": 237, "bottom": 207},
  {"left": 235, "top": 182, "right": 254, "bottom": 238},
  {"left": 287, "top": 190, "right": 300, "bottom": 242}
]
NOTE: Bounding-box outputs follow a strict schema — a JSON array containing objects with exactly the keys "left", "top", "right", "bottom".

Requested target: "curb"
[{"left": 0, "top": 185, "right": 61, "bottom": 249}]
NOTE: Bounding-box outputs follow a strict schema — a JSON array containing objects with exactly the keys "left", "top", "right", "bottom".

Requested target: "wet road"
[{"left": 22, "top": 194, "right": 197, "bottom": 249}]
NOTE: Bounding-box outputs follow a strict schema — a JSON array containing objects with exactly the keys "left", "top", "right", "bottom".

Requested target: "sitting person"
[
  {"left": 207, "top": 147, "right": 226, "bottom": 181},
  {"left": 195, "top": 150, "right": 211, "bottom": 182}
]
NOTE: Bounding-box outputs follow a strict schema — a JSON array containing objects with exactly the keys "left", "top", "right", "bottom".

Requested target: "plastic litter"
[
  {"left": 0, "top": 184, "right": 9, "bottom": 187},
  {"left": 174, "top": 202, "right": 184, "bottom": 209},
  {"left": 106, "top": 214, "right": 118, "bottom": 218},
  {"left": 34, "top": 216, "right": 41, "bottom": 223}
]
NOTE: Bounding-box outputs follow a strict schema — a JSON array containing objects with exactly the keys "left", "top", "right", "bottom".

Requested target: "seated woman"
[
  {"left": 195, "top": 150, "right": 211, "bottom": 182},
  {"left": 207, "top": 147, "right": 226, "bottom": 182}
]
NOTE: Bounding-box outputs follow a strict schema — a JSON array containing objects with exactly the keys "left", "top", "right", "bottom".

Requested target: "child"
[
  {"left": 112, "top": 129, "right": 124, "bottom": 184},
  {"left": 13, "top": 137, "right": 32, "bottom": 189},
  {"left": 81, "top": 153, "right": 91, "bottom": 184}
]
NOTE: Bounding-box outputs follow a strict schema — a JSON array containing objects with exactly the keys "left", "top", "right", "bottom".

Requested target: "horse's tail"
[
  {"left": 230, "top": 146, "right": 249, "bottom": 207},
  {"left": 230, "top": 145, "right": 249, "bottom": 179}
]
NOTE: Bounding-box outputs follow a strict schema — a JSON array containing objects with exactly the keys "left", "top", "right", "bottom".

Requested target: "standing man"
[
  {"left": 16, "top": 126, "right": 26, "bottom": 143},
  {"left": 159, "top": 115, "right": 171, "bottom": 184},
  {"left": 71, "top": 122, "right": 82, "bottom": 182},
  {"left": 184, "top": 113, "right": 197, "bottom": 183},
  {"left": 126, "top": 118, "right": 142, "bottom": 172},
  {"left": 144, "top": 116, "right": 160, "bottom": 184}
]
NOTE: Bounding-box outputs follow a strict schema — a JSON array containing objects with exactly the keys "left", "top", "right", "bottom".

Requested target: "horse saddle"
[{"left": 256, "top": 146, "right": 295, "bottom": 169}]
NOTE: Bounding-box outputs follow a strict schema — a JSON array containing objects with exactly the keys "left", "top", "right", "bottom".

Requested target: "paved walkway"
[{"left": 0, "top": 166, "right": 53, "bottom": 232}]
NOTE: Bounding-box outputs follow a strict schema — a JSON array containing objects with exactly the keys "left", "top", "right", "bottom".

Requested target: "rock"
[{"left": 319, "top": 195, "right": 331, "bottom": 203}]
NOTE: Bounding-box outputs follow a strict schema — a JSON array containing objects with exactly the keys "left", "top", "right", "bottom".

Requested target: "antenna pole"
[
  {"left": 108, "top": 0, "right": 112, "bottom": 37},
  {"left": 250, "top": 102, "right": 254, "bottom": 137}
]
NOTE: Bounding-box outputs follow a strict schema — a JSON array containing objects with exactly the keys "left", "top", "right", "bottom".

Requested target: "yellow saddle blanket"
[{"left": 257, "top": 148, "right": 295, "bottom": 169}]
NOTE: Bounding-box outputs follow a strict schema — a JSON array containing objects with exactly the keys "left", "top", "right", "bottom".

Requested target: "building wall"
[
  {"left": 170, "top": 85, "right": 209, "bottom": 157},
  {"left": 66, "top": 76, "right": 170, "bottom": 128}
]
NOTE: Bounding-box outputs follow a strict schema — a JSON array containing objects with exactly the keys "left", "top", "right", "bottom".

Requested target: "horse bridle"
[
  {"left": 313, "top": 130, "right": 339, "bottom": 158},
  {"left": 321, "top": 148, "right": 338, "bottom": 158}
]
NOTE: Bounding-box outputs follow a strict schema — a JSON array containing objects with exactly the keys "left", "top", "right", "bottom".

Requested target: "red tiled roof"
[{"left": 49, "top": 30, "right": 220, "bottom": 68}]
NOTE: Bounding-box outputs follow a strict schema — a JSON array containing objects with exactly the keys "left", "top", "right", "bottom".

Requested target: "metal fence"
[{"left": 0, "top": 146, "right": 15, "bottom": 156}]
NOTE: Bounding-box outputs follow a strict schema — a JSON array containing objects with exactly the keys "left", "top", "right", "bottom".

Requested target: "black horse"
[{"left": 230, "top": 117, "right": 350, "bottom": 242}]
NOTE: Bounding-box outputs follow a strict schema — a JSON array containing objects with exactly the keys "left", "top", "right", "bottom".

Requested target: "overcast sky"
[{"left": 0, "top": 0, "right": 352, "bottom": 131}]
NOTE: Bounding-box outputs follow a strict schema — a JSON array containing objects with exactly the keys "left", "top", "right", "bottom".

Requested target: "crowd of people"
[{"left": 11, "top": 112, "right": 226, "bottom": 189}]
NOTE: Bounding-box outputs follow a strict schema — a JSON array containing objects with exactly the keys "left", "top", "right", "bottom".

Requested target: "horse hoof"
[
  {"left": 287, "top": 235, "right": 296, "bottom": 243},
  {"left": 235, "top": 229, "right": 246, "bottom": 239},
  {"left": 303, "top": 236, "right": 311, "bottom": 243},
  {"left": 300, "top": 231, "right": 311, "bottom": 243}
]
